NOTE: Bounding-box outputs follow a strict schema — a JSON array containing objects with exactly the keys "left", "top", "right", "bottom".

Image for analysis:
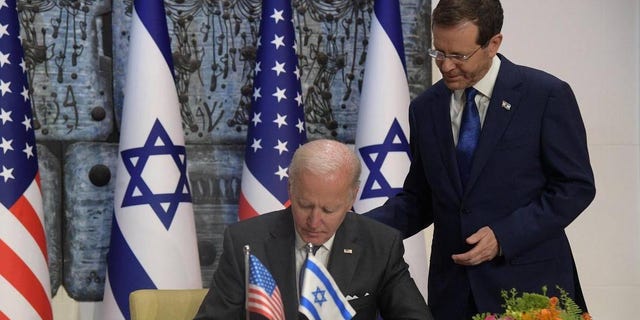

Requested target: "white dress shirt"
[
  {"left": 294, "top": 231, "right": 335, "bottom": 292},
  {"left": 450, "top": 55, "right": 501, "bottom": 146}
]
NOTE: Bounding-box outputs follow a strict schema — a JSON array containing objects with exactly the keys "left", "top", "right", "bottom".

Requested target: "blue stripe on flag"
[
  {"left": 300, "top": 296, "right": 322, "bottom": 320},
  {"left": 374, "top": 0, "right": 406, "bottom": 70},
  {"left": 133, "top": 0, "right": 175, "bottom": 75},
  {"left": 306, "top": 259, "right": 353, "bottom": 319},
  {"left": 107, "top": 215, "right": 157, "bottom": 319}
]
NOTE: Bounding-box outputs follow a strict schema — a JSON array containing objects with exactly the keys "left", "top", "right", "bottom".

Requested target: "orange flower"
[{"left": 581, "top": 313, "right": 593, "bottom": 320}]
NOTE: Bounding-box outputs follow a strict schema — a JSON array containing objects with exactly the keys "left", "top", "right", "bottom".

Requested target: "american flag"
[
  {"left": 100, "top": 1, "right": 201, "bottom": 319},
  {"left": 248, "top": 254, "right": 284, "bottom": 320},
  {"left": 0, "top": 1, "right": 53, "bottom": 319},
  {"left": 353, "top": 0, "right": 428, "bottom": 301},
  {"left": 238, "top": 0, "right": 306, "bottom": 220}
]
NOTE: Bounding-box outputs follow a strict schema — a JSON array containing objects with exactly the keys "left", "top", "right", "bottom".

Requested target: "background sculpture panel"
[
  {"left": 22, "top": 0, "right": 113, "bottom": 141},
  {"left": 112, "top": 0, "right": 431, "bottom": 143}
]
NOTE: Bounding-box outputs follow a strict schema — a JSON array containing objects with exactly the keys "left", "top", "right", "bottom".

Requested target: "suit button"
[{"left": 459, "top": 206, "right": 470, "bottom": 215}]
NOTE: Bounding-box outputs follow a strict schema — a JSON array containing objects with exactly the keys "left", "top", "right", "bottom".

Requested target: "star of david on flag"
[
  {"left": 0, "top": 0, "right": 53, "bottom": 319},
  {"left": 358, "top": 118, "right": 410, "bottom": 200},
  {"left": 100, "top": 1, "right": 201, "bottom": 319},
  {"left": 120, "top": 119, "right": 191, "bottom": 230},
  {"left": 353, "top": 0, "right": 429, "bottom": 302},
  {"left": 238, "top": 0, "right": 306, "bottom": 221},
  {"left": 299, "top": 254, "right": 355, "bottom": 320}
]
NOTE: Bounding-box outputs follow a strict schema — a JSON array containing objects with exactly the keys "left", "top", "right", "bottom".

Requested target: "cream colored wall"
[{"left": 430, "top": 0, "right": 640, "bottom": 318}]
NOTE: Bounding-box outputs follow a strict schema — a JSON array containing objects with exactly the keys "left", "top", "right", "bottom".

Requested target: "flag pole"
[
  {"left": 244, "top": 245, "right": 250, "bottom": 320},
  {"left": 299, "top": 243, "right": 314, "bottom": 297}
]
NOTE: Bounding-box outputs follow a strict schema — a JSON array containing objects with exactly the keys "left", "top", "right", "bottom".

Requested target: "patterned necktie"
[{"left": 456, "top": 87, "right": 480, "bottom": 188}]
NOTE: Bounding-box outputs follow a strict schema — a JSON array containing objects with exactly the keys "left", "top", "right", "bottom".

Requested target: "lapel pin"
[
  {"left": 343, "top": 249, "right": 353, "bottom": 254},
  {"left": 501, "top": 100, "right": 511, "bottom": 111}
]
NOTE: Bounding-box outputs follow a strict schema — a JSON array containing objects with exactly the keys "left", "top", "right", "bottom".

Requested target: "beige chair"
[{"left": 129, "top": 288, "right": 209, "bottom": 320}]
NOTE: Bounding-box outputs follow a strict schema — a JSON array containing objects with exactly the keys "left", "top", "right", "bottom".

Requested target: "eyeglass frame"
[{"left": 427, "top": 44, "right": 485, "bottom": 63}]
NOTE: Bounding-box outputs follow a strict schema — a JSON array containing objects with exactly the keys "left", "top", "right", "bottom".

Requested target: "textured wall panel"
[
  {"left": 63, "top": 142, "right": 117, "bottom": 300},
  {"left": 112, "top": 0, "right": 431, "bottom": 144},
  {"left": 187, "top": 144, "right": 243, "bottom": 286},
  {"left": 38, "top": 143, "right": 62, "bottom": 296},
  {"left": 21, "top": 1, "right": 113, "bottom": 141}
]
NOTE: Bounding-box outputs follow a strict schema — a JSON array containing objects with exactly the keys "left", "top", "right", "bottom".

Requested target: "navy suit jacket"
[
  {"left": 367, "top": 54, "right": 595, "bottom": 319},
  {"left": 195, "top": 209, "right": 432, "bottom": 319}
]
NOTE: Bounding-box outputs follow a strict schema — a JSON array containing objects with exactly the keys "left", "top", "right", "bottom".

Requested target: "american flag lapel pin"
[
  {"left": 501, "top": 100, "right": 511, "bottom": 111},
  {"left": 343, "top": 249, "right": 353, "bottom": 254}
]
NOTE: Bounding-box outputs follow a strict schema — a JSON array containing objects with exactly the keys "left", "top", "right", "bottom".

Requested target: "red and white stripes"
[{"left": 0, "top": 177, "right": 52, "bottom": 320}]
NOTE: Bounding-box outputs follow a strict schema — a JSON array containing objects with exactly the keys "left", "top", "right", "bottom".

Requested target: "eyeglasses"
[{"left": 428, "top": 45, "right": 483, "bottom": 63}]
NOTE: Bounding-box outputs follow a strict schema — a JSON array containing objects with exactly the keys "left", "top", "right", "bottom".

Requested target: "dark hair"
[{"left": 432, "top": 0, "right": 503, "bottom": 46}]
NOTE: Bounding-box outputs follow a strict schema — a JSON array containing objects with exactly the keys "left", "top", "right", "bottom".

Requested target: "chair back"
[{"left": 129, "top": 288, "right": 209, "bottom": 320}]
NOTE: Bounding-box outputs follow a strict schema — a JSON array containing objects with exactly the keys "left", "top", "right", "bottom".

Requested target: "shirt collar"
[
  {"left": 295, "top": 230, "right": 336, "bottom": 253},
  {"left": 454, "top": 55, "right": 502, "bottom": 99}
]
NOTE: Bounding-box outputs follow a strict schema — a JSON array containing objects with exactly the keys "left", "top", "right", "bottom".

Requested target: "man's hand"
[{"left": 451, "top": 226, "right": 500, "bottom": 266}]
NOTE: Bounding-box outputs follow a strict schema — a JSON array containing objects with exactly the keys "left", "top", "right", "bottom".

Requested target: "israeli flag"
[
  {"left": 299, "top": 254, "right": 355, "bottom": 320},
  {"left": 353, "top": 0, "right": 429, "bottom": 301},
  {"left": 99, "top": 1, "right": 202, "bottom": 319}
]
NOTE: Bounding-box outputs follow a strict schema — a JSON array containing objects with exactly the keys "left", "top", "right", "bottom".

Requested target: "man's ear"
[{"left": 487, "top": 33, "right": 503, "bottom": 56}]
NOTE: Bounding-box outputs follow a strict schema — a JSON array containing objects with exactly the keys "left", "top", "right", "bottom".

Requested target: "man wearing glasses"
[{"left": 365, "top": 0, "right": 595, "bottom": 319}]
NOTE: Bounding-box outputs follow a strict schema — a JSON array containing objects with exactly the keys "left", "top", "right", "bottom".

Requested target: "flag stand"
[{"left": 244, "top": 245, "right": 251, "bottom": 320}]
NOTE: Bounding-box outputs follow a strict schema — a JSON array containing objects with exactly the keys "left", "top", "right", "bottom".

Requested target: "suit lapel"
[
  {"left": 327, "top": 213, "right": 361, "bottom": 294},
  {"left": 430, "top": 84, "right": 465, "bottom": 196},
  {"left": 465, "top": 56, "right": 523, "bottom": 196},
  {"left": 264, "top": 210, "right": 298, "bottom": 318}
]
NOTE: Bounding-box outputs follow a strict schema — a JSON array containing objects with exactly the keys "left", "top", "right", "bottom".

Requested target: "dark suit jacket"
[
  {"left": 194, "top": 208, "right": 432, "bottom": 320},
  {"left": 367, "top": 54, "right": 595, "bottom": 319}
]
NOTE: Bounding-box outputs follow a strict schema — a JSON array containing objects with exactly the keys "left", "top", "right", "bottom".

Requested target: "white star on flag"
[
  {"left": 272, "top": 60, "right": 286, "bottom": 76},
  {"left": 272, "top": 87, "right": 287, "bottom": 102},
  {"left": 273, "top": 139, "right": 288, "bottom": 155},
  {"left": 0, "top": 79, "right": 11, "bottom": 95},
  {"left": 0, "top": 137, "right": 13, "bottom": 153},
  {"left": 0, "top": 108, "right": 12, "bottom": 123},
  {"left": 0, "top": 51, "right": 10, "bottom": 66},
  {"left": 271, "top": 34, "right": 285, "bottom": 49},
  {"left": 251, "top": 112, "right": 262, "bottom": 126},
  {"left": 270, "top": 8, "right": 285, "bottom": 24}
]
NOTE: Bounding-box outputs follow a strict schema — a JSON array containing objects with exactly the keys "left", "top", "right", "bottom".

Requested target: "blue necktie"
[{"left": 456, "top": 87, "right": 480, "bottom": 188}]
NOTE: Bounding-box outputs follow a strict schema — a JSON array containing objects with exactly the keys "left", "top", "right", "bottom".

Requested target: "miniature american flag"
[{"left": 248, "top": 254, "right": 284, "bottom": 320}]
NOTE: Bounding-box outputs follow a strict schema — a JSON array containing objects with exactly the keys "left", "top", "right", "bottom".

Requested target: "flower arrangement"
[{"left": 472, "top": 286, "right": 592, "bottom": 320}]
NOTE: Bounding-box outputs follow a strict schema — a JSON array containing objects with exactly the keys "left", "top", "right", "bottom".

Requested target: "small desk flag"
[
  {"left": 247, "top": 254, "right": 285, "bottom": 320},
  {"left": 299, "top": 254, "right": 355, "bottom": 320}
]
